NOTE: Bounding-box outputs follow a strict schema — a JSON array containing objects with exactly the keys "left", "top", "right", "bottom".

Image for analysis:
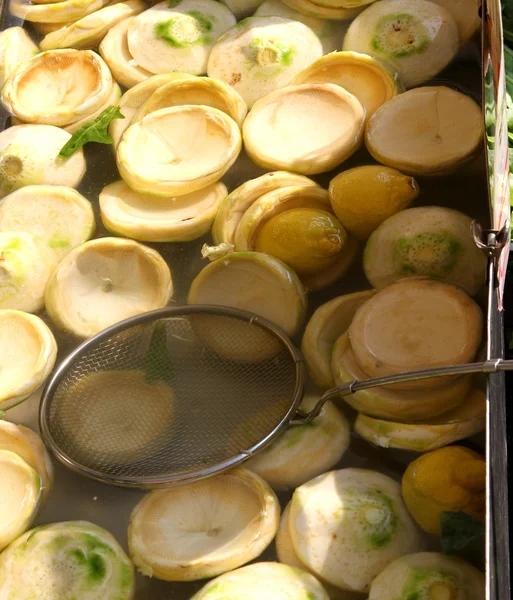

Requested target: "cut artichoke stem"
[
  {"left": 246, "top": 395, "right": 350, "bottom": 490},
  {"left": 289, "top": 469, "right": 426, "bottom": 594},
  {"left": 255, "top": 0, "right": 350, "bottom": 54},
  {"left": 243, "top": 83, "right": 365, "bottom": 175},
  {"left": 99, "top": 179, "right": 228, "bottom": 242},
  {"left": 0, "top": 420, "right": 54, "bottom": 500},
  {"left": 126, "top": 0, "right": 236, "bottom": 75},
  {"left": 110, "top": 72, "right": 196, "bottom": 148},
  {"left": 363, "top": 206, "right": 488, "bottom": 296},
  {"left": 128, "top": 469, "right": 280, "bottom": 581},
  {"left": 0, "top": 27, "right": 39, "bottom": 88},
  {"left": 0, "top": 185, "right": 95, "bottom": 260},
  {"left": 117, "top": 105, "right": 241, "bottom": 197},
  {"left": 368, "top": 553, "right": 485, "bottom": 600},
  {"left": 365, "top": 86, "right": 484, "bottom": 176},
  {"left": 293, "top": 51, "right": 399, "bottom": 121},
  {"left": 132, "top": 76, "right": 248, "bottom": 128},
  {"left": 190, "top": 562, "right": 330, "bottom": 600},
  {"left": 280, "top": 0, "right": 364, "bottom": 20},
  {"left": 0, "top": 521, "right": 135, "bottom": 600},
  {"left": 0, "top": 125, "right": 86, "bottom": 197},
  {"left": 44, "top": 237, "right": 173, "bottom": 338},
  {"left": 355, "top": 388, "right": 486, "bottom": 452},
  {"left": 301, "top": 290, "right": 376, "bottom": 389},
  {"left": 99, "top": 17, "right": 152, "bottom": 89},
  {"left": 207, "top": 16, "right": 323, "bottom": 107},
  {"left": 331, "top": 331, "right": 472, "bottom": 421},
  {"left": 10, "top": 0, "right": 112, "bottom": 23},
  {"left": 2, "top": 49, "right": 114, "bottom": 129},
  {"left": 0, "top": 450, "right": 42, "bottom": 552},
  {"left": 39, "top": 0, "right": 146, "bottom": 51},
  {"left": 0, "top": 232, "right": 57, "bottom": 313},
  {"left": 342, "top": 0, "right": 459, "bottom": 87}
]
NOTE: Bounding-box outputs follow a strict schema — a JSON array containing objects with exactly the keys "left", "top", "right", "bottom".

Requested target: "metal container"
[{"left": 0, "top": 1, "right": 510, "bottom": 598}]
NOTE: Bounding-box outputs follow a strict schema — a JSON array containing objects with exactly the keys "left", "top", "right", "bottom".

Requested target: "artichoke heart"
[
  {"left": 0, "top": 521, "right": 135, "bottom": 600},
  {"left": 0, "top": 420, "right": 54, "bottom": 499},
  {"left": 280, "top": 0, "right": 364, "bottom": 20},
  {"left": 293, "top": 51, "right": 399, "bottom": 120},
  {"left": 132, "top": 76, "right": 247, "bottom": 128},
  {"left": 99, "top": 179, "right": 228, "bottom": 242},
  {"left": 0, "top": 124, "right": 86, "bottom": 197},
  {"left": 40, "top": 0, "right": 146, "bottom": 51},
  {"left": 243, "top": 83, "right": 365, "bottom": 175},
  {"left": 45, "top": 237, "right": 173, "bottom": 338},
  {"left": 368, "top": 553, "right": 484, "bottom": 600},
  {"left": 289, "top": 469, "right": 425, "bottom": 594},
  {"left": 0, "top": 309, "right": 57, "bottom": 411},
  {"left": 0, "top": 232, "right": 57, "bottom": 313},
  {"left": 0, "top": 185, "right": 95, "bottom": 260},
  {"left": 211, "top": 171, "right": 317, "bottom": 250},
  {"left": 191, "top": 562, "right": 330, "bottom": 600},
  {"left": 117, "top": 105, "right": 241, "bottom": 197},
  {"left": 128, "top": 469, "right": 280, "bottom": 581},
  {"left": 355, "top": 388, "right": 486, "bottom": 452},
  {"left": 0, "top": 450, "right": 42, "bottom": 551},
  {"left": 365, "top": 86, "right": 484, "bottom": 176},
  {"left": 2, "top": 49, "right": 114, "bottom": 129},
  {"left": 207, "top": 16, "right": 323, "bottom": 108},
  {"left": 233, "top": 185, "right": 359, "bottom": 290},
  {"left": 0, "top": 27, "right": 38, "bottom": 88},
  {"left": 126, "top": 0, "right": 236, "bottom": 75},
  {"left": 301, "top": 290, "right": 376, "bottom": 389},
  {"left": 10, "top": 0, "right": 112, "bottom": 23},
  {"left": 343, "top": 0, "right": 459, "bottom": 87},
  {"left": 99, "top": 17, "right": 153, "bottom": 89},
  {"left": 111, "top": 72, "right": 197, "bottom": 149},
  {"left": 331, "top": 331, "right": 472, "bottom": 421},
  {"left": 255, "top": 0, "right": 350, "bottom": 54},
  {"left": 188, "top": 252, "right": 306, "bottom": 361}
]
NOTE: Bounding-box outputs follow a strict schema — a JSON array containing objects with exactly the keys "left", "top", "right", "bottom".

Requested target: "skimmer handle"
[{"left": 292, "top": 358, "right": 513, "bottom": 425}]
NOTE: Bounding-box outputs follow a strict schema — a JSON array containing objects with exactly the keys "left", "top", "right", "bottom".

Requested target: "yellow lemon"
[
  {"left": 329, "top": 165, "right": 419, "bottom": 240},
  {"left": 255, "top": 208, "right": 347, "bottom": 275},
  {"left": 402, "top": 446, "right": 486, "bottom": 535}
]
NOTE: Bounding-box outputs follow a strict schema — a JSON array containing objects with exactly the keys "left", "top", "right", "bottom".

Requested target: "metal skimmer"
[{"left": 39, "top": 304, "right": 513, "bottom": 489}]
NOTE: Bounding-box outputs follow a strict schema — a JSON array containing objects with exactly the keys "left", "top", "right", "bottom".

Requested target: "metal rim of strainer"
[{"left": 39, "top": 304, "right": 306, "bottom": 489}]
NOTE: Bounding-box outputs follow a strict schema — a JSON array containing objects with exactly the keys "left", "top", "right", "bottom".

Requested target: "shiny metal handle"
[{"left": 292, "top": 358, "right": 513, "bottom": 425}]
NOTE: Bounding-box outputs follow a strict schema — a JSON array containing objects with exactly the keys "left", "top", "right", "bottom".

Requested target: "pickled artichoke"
[{"left": 0, "top": 27, "right": 38, "bottom": 87}]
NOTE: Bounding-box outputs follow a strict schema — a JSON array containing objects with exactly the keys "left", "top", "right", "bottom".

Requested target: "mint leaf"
[
  {"left": 144, "top": 322, "right": 174, "bottom": 385},
  {"left": 58, "top": 106, "right": 125, "bottom": 158},
  {"left": 439, "top": 512, "right": 485, "bottom": 554}
]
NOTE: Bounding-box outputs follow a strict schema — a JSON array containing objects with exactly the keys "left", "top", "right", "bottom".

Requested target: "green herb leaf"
[
  {"left": 439, "top": 511, "right": 485, "bottom": 554},
  {"left": 58, "top": 106, "right": 125, "bottom": 158},
  {"left": 144, "top": 322, "right": 174, "bottom": 385}
]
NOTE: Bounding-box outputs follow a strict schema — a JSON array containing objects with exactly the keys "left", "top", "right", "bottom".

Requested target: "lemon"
[
  {"left": 402, "top": 446, "right": 485, "bottom": 535},
  {"left": 329, "top": 165, "right": 419, "bottom": 240},
  {"left": 255, "top": 208, "right": 347, "bottom": 275}
]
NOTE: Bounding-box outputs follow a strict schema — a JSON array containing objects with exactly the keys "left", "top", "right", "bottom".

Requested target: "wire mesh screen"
[{"left": 41, "top": 308, "right": 302, "bottom": 486}]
